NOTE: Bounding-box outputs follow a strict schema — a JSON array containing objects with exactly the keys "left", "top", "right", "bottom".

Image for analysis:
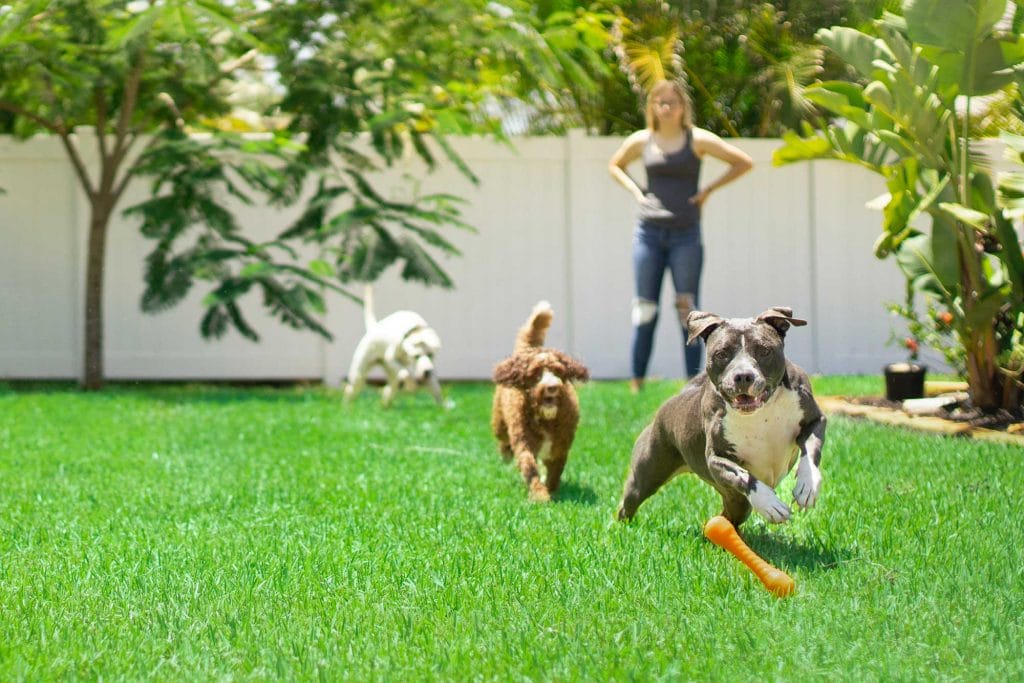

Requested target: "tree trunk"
[
  {"left": 963, "top": 320, "right": 1002, "bottom": 410},
  {"left": 1002, "top": 375, "right": 1022, "bottom": 412},
  {"left": 956, "top": 221, "right": 1001, "bottom": 411},
  {"left": 82, "top": 201, "right": 112, "bottom": 390}
]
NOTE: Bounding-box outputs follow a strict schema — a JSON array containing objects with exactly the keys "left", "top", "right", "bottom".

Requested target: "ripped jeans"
[{"left": 631, "top": 221, "right": 704, "bottom": 379}]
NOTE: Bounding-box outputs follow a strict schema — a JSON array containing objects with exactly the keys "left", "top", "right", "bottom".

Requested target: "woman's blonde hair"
[{"left": 645, "top": 79, "right": 693, "bottom": 131}]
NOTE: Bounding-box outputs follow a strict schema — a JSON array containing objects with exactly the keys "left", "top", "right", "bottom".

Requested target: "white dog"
[{"left": 343, "top": 286, "right": 445, "bottom": 407}]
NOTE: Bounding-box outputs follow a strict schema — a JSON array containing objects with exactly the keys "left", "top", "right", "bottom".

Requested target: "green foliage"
[
  {"left": 0, "top": 0, "right": 241, "bottom": 137},
  {"left": 0, "top": 0, "right": 610, "bottom": 376},
  {"left": 887, "top": 289, "right": 967, "bottom": 373},
  {"left": 130, "top": 0, "right": 608, "bottom": 340},
  {"left": 125, "top": 130, "right": 354, "bottom": 341},
  {"left": 774, "top": 0, "right": 1024, "bottom": 410},
  {"left": 593, "top": 0, "right": 890, "bottom": 136},
  {"left": 1, "top": 380, "right": 1022, "bottom": 678}
]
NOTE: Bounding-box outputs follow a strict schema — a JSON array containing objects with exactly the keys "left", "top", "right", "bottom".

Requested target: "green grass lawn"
[{"left": 1, "top": 377, "right": 1022, "bottom": 680}]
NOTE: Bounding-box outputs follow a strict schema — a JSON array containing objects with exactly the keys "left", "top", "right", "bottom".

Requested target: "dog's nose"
[
  {"left": 732, "top": 370, "right": 756, "bottom": 389},
  {"left": 543, "top": 383, "right": 559, "bottom": 396}
]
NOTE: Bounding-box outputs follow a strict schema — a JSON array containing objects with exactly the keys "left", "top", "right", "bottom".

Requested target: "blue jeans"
[{"left": 631, "top": 221, "right": 704, "bottom": 379}]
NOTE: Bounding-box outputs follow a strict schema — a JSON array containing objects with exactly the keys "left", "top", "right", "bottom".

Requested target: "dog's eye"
[{"left": 755, "top": 345, "right": 772, "bottom": 358}]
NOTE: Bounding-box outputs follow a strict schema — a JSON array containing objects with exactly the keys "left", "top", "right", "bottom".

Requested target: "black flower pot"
[{"left": 884, "top": 362, "right": 927, "bottom": 401}]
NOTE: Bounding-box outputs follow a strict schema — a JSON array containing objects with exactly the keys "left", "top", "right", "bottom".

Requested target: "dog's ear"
[
  {"left": 557, "top": 352, "right": 590, "bottom": 383},
  {"left": 686, "top": 310, "right": 725, "bottom": 345},
  {"left": 422, "top": 329, "right": 442, "bottom": 352},
  {"left": 409, "top": 328, "right": 442, "bottom": 355},
  {"left": 493, "top": 355, "right": 529, "bottom": 388},
  {"left": 756, "top": 307, "right": 807, "bottom": 337}
]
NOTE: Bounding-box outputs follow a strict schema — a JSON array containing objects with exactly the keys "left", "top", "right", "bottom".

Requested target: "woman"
[{"left": 608, "top": 79, "right": 753, "bottom": 393}]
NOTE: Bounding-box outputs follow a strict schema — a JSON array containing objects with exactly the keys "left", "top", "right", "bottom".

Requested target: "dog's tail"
[
  {"left": 362, "top": 284, "right": 377, "bottom": 330},
  {"left": 514, "top": 300, "right": 553, "bottom": 352}
]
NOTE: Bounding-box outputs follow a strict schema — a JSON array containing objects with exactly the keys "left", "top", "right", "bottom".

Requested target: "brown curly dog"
[{"left": 491, "top": 301, "right": 590, "bottom": 502}]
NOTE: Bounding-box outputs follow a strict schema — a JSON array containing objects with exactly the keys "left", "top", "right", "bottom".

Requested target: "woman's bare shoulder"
[
  {"left": 610, "top": 129, "right": 651, "bottom": 164},
  {"left": 690, "top": 127, "right": 722, "bottom": 146},
  {"left": 691, "top": 127, "right": 744, "bottom": 159},
  {"left": 624, "top": 128, "right": 651, "bottom": 146}
]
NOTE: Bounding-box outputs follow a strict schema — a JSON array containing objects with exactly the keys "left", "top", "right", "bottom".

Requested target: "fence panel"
[{"left": 1, "top": 132, "right": 913, "bottom": 382}]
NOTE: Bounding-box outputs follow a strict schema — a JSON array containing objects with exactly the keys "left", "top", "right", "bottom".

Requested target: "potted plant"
[{"left": 884, "top": 336, "right": 926, "bottom": 402}]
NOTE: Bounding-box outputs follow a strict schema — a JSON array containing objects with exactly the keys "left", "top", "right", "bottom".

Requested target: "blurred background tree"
[
  {"left": 528, "top": 0, "right": 899, "bottom": 136},
  {"left": 0, "top": 0, "right": 608, "bottom": 388}
]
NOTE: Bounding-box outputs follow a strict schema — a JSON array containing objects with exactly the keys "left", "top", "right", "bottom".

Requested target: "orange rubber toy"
[{"left": 703, "top": 515, "right": 795, "bottom": 597}]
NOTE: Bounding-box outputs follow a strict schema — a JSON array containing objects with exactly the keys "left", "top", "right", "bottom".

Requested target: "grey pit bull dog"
[{"left": 617, "top": 307, "right": 825, "bottom": 527}]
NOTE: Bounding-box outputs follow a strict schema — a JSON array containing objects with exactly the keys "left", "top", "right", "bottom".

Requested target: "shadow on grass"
[
  {"left": 668, "top": 523, "right": 850, "bottom": 574},
  {"left": 733, "top": 527, "right": 851, "bottom": 572},
  {"left": 554, "top": 480, "right": 600, "bottom": 506}
]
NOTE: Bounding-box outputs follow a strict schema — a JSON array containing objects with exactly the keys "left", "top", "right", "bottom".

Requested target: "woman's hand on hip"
[{"left": 688, "top": 189, "right": 711, "bottom": 208}]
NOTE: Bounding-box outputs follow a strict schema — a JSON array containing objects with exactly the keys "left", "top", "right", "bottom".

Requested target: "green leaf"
[
  {"left": 1001, "top": 130, "right": 1024, "bottom": 157},
  {"left": 771, "top": 131, "right": 836, "bottom": 165},
  {"left": 803, "top": 83, "right": 870, "bottom": 126},
  {"left": 991, "top": 211, "right": 1024, "bottom": 297},
  {"left": 922, "top": 39, "right": 1019, "bottom": 97},
  {"left": 816, "top": 27, "right": 894, "bottom": 78},
  {"left": 964, "top": 286, "right": 1008, "bottom": 331},
  {"left": 938, "top": 201, "right": 991, "bottom": 230},
  {"left": 239, "top": 262, "right": 274, "bottom": 278},
  {"left": 970, "top": 171, "right": 997, "bottom": 216},
  {"left": 894, "top": 233, "right": 948, "bottom": 298},
  {"left": 928, "top": 209, "right": 962, "bottom": 292},
  {"left": 309, "top": 259, "right": 335, "bottom": 278},
  {"left": 225, "top": 300, "right": 260, "bottom": 342},
  {"left": 876, "top": 129, "right": 915, "bottom": 156},
  {"left": 863, "top": 80, "right": 896, "bottom": 117},
  {"left": 200, "top": 305, "right": 230, "bottom": 339},
  {"left": 904, "top": 0, "right": 1006, "bottom": 51},
  {"left": 397, "top": 237, "right": 454, "bottom": 288}
]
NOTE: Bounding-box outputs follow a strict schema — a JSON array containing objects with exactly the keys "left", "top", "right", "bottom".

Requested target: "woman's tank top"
[{"left": 638, "top": 128, "right": 702, "bottom": 230}]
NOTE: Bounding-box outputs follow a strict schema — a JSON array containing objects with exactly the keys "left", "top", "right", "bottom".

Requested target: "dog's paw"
[
  {"left": 793, "top": 456, "right": 822, "bottom": 510},
  {"left": 528, "top": 482, "right": 552, "bottom": 503},
  {"left": 748, "top": 482, "right": 791, "bottom": 524},
  {"left": 615, "top": 503, "right": 634, "bottom": 522}
]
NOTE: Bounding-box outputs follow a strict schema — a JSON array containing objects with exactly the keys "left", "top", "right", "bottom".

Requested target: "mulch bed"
[{"left": 819, "top": 395, "right": 1024, "bottom": 446}]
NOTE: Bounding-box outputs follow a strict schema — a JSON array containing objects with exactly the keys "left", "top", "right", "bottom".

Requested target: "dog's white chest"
[{"left": 721, "top": 387, "right": 803, "bottom": 488}]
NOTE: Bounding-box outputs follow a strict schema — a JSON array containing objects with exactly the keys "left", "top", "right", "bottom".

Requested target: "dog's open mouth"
[
  {"left": 539, "top": 398, "right": 559, "bottom": 420},
  {"left": 730, "top": 389, "right": 769, "bottom": 413}
]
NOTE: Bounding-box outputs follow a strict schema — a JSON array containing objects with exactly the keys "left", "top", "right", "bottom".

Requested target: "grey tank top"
[{"left": 638, "top": 129, "right": 702, "bottom": 229}]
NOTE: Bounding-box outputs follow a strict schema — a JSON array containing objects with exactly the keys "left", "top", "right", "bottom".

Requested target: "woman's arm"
[
  {"left": 608, "top": 130, "right": 649, "bottom": 203},
  {"left": 690, "top": 128, "right": 754, "bottom": 208}
]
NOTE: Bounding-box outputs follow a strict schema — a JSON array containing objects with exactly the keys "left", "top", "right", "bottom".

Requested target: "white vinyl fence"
[{"left": 1, "top": 130, "right": 929, "bottom": 383}]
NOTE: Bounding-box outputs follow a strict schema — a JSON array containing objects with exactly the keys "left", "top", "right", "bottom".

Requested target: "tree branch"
[
  {"left": 0, "top": 100, "right": 60, "bottom": 133},
  {"left": 57, "top": 130, "right": 98, "bottom": 200},
  {"left": 110, "top": 51, "right": 145, "bottom": 166},
  {"left": 95, "top": 87, "right": 110, "bottom": 162},
  {"left": 112, "top": 133, "right": 159, "bottom": 204},
  {"left": 220, "top": 48, "right": 259, "bottom": 74},
  {"left": 0, "top": 100, "right": 97, "bottom": 199}
]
